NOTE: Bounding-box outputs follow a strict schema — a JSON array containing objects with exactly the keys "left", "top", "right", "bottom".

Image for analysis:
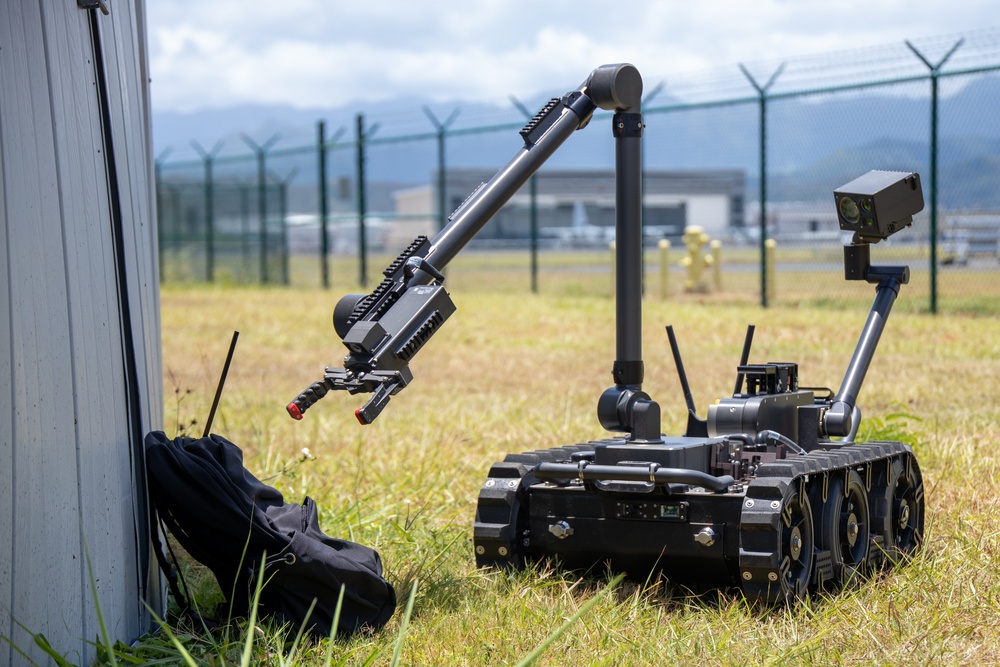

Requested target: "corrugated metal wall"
[{"left": 0, "top": 1, "right": 161, "bottom": 664}]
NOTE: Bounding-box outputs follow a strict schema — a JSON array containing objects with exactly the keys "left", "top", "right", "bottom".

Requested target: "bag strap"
[
  {"left": 149, "top": 493, "right": 219, "bottom": 629},
  {"left": 149, "top": 497, "right": 191, "bottom": 612}
]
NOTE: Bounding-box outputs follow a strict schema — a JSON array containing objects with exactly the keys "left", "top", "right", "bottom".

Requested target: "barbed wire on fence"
[{"left": 156, "top": 27, "right": 1000, "bottom": 315}]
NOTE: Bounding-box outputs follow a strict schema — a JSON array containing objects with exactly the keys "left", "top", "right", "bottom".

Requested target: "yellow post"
[
  {"left": 765, "top": 238, "right": 777, "bottom": 305},
  {"left": 710, "top": 239, "right": 722, "bottom": 292},
  {"left": 658, "top": 239, "right": 670, "bottom": 299},
  {"left": 609, "top": 240, "right": 616, "bottom": 297}
]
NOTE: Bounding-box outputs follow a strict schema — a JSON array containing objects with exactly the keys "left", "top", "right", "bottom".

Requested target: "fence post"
[
  {"left": 906, "top": 38, "right": 964, "bottom": 315},
  {"left": 356, "top": 114, "right": 367, "bottom": 287},
  {"left": 191, "top": 140, "right": 224, "bottom": 282},
  {"left": 529, "top": 174, "right": 539, "bottom": 293},
  {"left": 154, "top": 147, "right": 171, "bottom": 282},
  {"left": 423, "top": 107, "right": 460, "bottom": 234},
  {"left": 169, "top": 185, "right": 181, "bottom": 279},
  {"left": 510, "top": 96, "right": 541, "bottom": 293},
  {"left": 271, "top": 168, "right": 298, "bottom": 286},
  {"left": 241, "top": 133, "right": 280, "bottom": 284},
  {"left": 640, "top": 82, "right": 665, "bottom": 297},
  {"left": 318, "top": 123, "right": 346, "bottom": 289},
  {"left": 205, "top": 157, "right": 215, "bottom": 282},
  {"left": 240, "top": 182, "right": 251, "bottom": 282},
  {"left": 280, "top": 180, "right": 289, "bottom": 285},
  {"left": 740, "top": 63, "right": 784, "bottom": 309},
  {"left": 318, "top": 120, "right": 330, "bottom": 289}
]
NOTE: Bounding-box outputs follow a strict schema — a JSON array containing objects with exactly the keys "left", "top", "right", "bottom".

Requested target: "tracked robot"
[{"left": 288, "top": 65, "right": 925, "bottom": 602}]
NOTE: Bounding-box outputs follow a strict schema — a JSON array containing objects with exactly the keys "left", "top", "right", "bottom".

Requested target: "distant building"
[
  {"left": 744, "top": 201, "right": 841, "bottom": 243},
  {"left": 394, "top": 169, "right": 746, "bottom": 247},
  {"left": 743, "top": 200, "right": 932, "bottom": 245},
  {"left": 940, "top": 213, "right": 1000, "bottom": 264}
]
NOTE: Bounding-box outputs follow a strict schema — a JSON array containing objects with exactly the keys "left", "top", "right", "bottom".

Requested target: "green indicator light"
[{"left": 659, "top": 505, "right": 682, "bottom": 519}]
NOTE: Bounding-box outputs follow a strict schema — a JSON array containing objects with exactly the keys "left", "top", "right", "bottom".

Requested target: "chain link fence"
[{"left": 156, "top": 29, "right": 1000, "bottom": 314}]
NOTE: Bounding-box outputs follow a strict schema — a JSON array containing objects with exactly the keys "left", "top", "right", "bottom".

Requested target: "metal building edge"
[{"left": 0, "top": 1, "right": 163, "bottom": 664}]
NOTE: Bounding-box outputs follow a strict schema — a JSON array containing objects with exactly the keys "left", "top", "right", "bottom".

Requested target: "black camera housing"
[{"left": 834, "top": 170, "right": 924, "bottom": 243}]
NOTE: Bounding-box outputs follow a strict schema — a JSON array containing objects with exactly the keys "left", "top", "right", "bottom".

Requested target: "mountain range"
[{"left": 153, "top": 74, "right": 1000, "bottom": 209}]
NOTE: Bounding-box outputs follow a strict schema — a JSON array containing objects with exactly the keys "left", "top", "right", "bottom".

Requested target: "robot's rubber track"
[
  {"left": 473, "top": 440, "right": 924, "bottom": 605},
  {"left": 739, "top": 441, "right": 924, "bottom": 603},
  {"left": 473, "top": 443, "right": 598, "bottom": 568}
]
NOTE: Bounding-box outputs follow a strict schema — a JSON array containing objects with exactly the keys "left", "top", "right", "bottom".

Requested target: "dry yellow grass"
[{"left": 156, "top": 282, "right": 1000, "bottom": 665}]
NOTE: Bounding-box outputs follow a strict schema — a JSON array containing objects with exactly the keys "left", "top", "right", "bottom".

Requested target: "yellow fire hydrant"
[{"left": 680, "top": 225, "right": 713, "bottom": 292}]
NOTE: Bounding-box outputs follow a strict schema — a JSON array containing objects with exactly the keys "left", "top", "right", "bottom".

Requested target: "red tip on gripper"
[
  {"left": 287, "top": 402, "right": 303, "bottom": 420},
  {"left": 355, "top": 408, "right": 368, "bottom": 425}
]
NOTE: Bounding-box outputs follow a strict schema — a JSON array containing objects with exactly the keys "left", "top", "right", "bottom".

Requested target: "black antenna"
[
  {"left": 203, "top": 331, "right": 240, "bottom": 438},
  {"left": 666, "top": 325, "right": 709, "bottom": 437},
  {"left": 665, "top": 325, "right": 695, "bottom": 415},
  {"left": 733, "top": 324, "right": 756, "bottom": 395}
]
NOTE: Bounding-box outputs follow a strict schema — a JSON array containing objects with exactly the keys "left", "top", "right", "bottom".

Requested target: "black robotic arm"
[{"left": 287, "top": 64, "right": 643, "bottom": 424}]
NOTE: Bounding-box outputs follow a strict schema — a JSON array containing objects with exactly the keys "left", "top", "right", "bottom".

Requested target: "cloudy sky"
[{"left": 146, "top": 0, "right": 996, "bottom": 113}]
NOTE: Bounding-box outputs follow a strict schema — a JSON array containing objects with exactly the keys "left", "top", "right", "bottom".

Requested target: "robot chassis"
[{"left": 288, "top": 65, "right": 925, "bottom": 603}]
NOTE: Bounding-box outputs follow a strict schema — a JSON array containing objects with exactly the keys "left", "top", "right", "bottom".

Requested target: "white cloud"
[{"left": 146, "top": 0, "right": 999, "bottom": 112}]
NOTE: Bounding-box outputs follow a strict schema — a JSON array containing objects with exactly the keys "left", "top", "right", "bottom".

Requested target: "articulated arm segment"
[
  {"left": 823, "top": 170, "right": 921, "bottom": 438},
  {"left": 823, "top": 273, "right": 903, "bottom": 438},
  {"left": 286, "top": 281, "right": 454, "bottom": 422},
  {"left": 287, "top": 64, "right": 642, "bottom": 423},
  {"left": 823, "top": 245, "right": 909, "bottom": 438}
]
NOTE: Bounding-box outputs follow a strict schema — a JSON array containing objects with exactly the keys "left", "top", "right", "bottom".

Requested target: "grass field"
[
  {"left": 163, "top": 244, "right": 1000, "bottom": 315},
  {"left": 146, "top": 281, "right": 1000, "bottom": 665}
]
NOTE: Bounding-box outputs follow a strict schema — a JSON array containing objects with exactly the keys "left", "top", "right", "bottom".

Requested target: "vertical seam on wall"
[
  {"left": 87, "top": 2, "right": 147, "bottom": 640},
  {"left": 0, "top": 53, "right": 16, "bottom": 667},
  {"left": 130, "top": 0, "right": 158, "bottom": 624},
  {"left": 38, "top": 0, "right": 88, "bottom": 649},
  {"left": 103, "top": 2, "right": 151, "bottom": 616}
]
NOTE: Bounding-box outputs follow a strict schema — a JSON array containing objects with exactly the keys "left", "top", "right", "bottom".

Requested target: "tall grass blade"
[
  {"left": 143, "top": 602, "right": 200, "bottom": 667},
  {"left": 0, "top": 629, "right": 38, "bottom": 666},
  {"left": 30, "top": 631, "right": 76, "bottom": 667},
  {"left": 515, "top": 573, "right": 625, "bottom": 667},
  {"left": 323, "top": 584, "right": 346, "bottom": 667},
  {"left": 389, "top": 580, "right": 419, "bottom": 667},
  {"left": 240, "top": 553, "right": 268, "bottom": 667},
  {"left": 83, "top": 541, "right": 118, "bottom": 667},
  {"left": 281, "top": 597, "right": 317, "bottom": 666}
]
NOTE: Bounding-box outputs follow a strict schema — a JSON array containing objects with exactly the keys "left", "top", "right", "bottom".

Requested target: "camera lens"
[
  {"left": 861, "top": 198, "right": 873, "bottom": 212},
  {"left": 839, "top": 196, "right": 860, "bottom": 224}
]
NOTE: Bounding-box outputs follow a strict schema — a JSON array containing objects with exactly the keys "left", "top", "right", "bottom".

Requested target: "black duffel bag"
[{"left": 144, "top": 431, "right": 396, "bottom": 636}]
